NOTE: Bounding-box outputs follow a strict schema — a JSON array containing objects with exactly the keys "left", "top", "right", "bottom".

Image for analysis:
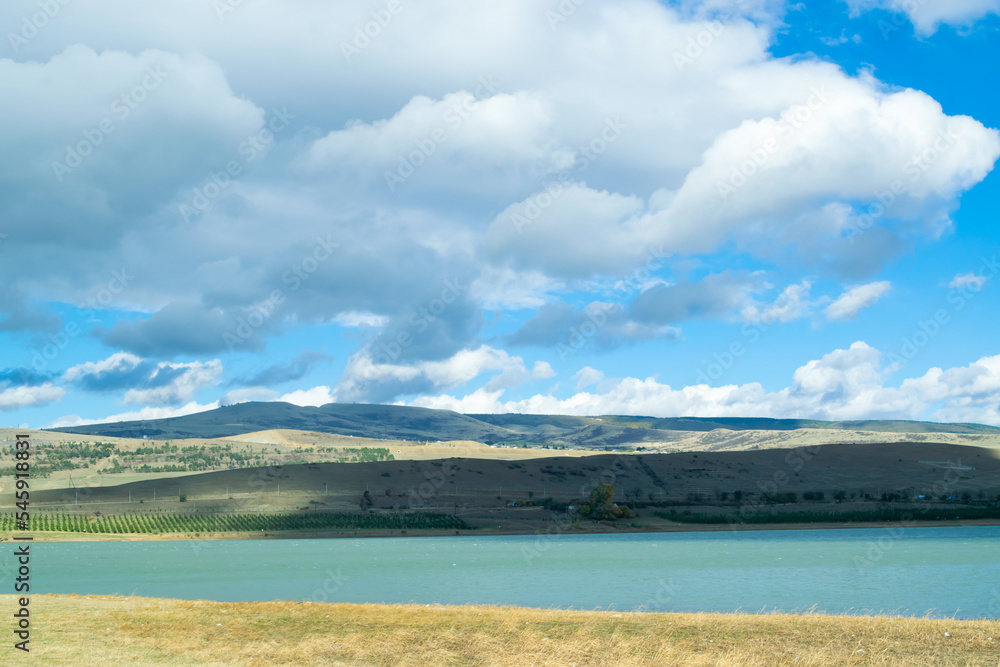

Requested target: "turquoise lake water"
[{"left": 5, "top": 526, "right": 999, "bottom": 618}]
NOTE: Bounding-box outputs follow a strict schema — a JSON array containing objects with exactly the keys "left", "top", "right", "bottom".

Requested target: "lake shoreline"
[
  {"left": 9, "top": 516, "right": 1000, "bottom": 542},
  {"left": 2, "top": 594, "right": 996, "bottom": 665}
]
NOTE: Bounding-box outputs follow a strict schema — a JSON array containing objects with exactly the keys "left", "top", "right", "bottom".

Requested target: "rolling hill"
[
  {"left": 44, "top": 402, "right": 1000, "bottom": 448},
  {"left": 47, "top": 402, "right": 511, "bottom": 442},
  {"left": 25, "top": 441, "right": 1000, "bottom": 508}
]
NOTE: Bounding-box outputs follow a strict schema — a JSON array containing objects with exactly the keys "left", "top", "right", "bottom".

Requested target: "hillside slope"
[{"left": 45, "top": 402, "right": 1000, "bottom": 446}]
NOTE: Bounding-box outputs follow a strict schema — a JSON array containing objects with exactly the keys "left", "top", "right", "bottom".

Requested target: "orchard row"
[{"left": 0, "top": 511, "right": 468, "bottom": 534}]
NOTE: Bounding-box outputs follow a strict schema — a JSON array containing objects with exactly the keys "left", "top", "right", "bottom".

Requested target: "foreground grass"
[{"left": 2, "top": 595, "right": 997, "bottom": 666}]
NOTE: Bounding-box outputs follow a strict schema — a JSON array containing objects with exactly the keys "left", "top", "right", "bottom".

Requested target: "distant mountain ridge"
[
  {"left": 44, "top": 402, "right": 1000, "bottom": 447},
  {"left": 49, "top": 403, "right": 509, "bottom": 442}
]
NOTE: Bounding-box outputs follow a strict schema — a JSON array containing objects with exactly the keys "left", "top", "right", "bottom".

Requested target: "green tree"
[{"left": 586, "top": 484, "right": 617, "bottom": 520}]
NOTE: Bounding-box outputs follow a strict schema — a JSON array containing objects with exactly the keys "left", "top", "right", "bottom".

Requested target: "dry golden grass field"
[
  {"left": 0, "top": 428, "right": 604, "bottom": 493},
  {"left": 18, "top": 441, "right": 1000, "bottom": 512},
  {"left": 0, "top": 595, "right": 997, "bottom": 666}
]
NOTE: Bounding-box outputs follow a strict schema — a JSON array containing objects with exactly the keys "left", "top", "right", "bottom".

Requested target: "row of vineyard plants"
[{"left": 0, "top": 512, "right": 467, "bottom": 534}]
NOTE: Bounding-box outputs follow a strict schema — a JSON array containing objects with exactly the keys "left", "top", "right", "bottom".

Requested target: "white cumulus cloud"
[
  {"left": 279, "top": 386, "right": 335, "bottom": 407},
  {"left": 948, "top": 273, "right": 988, "bottom": 290},
  {"left": 412, "top": 342, "right": 1000, "bottom": 425},
  {"left": 0, "top": 384, "right": 66, "bottom": 411},
  {"left": 848, "top": 0, "right": 1000, "bottom": 34},
  {"left": 46, "top": 401, "right": 219, "bottom": 428},
  {"left": 825, "top": 281, "right": 891, "bottom": 320}
]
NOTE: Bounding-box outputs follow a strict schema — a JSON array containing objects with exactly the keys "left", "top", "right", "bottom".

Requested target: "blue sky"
[{"left": 1, "top": 0, "right": 999, "bottom": 428}]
